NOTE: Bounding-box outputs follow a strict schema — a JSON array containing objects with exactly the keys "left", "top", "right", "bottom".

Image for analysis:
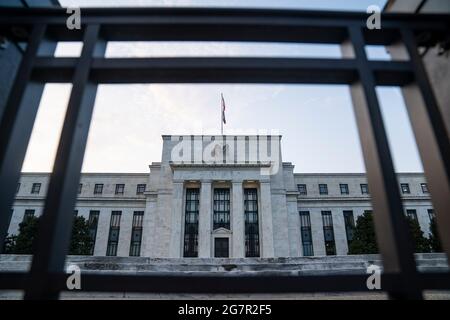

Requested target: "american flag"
[{"left": 221, "top": 93, "right": 226, "bottom": 124}]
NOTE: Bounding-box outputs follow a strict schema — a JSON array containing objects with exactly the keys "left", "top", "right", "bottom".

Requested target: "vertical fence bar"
[
  {"left": 24, "top": 24, "right": 105, "bottom": 300},
  {"left": 0, "top": 24, "right": 56, "bottom": 253},
  {"left": 389, "top": 29, "right": 450, "bottom": 262},
  {"left": 341, "top": 26, "right": 422, "bottom": 299}
]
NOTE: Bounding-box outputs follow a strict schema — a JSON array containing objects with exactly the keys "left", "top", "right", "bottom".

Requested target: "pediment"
[{"left": 212, "top": 227, "right": 232, "bottom": 234}]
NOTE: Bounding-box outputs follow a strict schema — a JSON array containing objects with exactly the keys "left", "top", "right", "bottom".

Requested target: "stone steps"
[{"left": 0, "top": 253, "right": 447, "bottom": 275}]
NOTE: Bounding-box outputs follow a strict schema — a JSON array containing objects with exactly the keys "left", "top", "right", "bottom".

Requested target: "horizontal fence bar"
[
  {"left": 1, "top": 272, "right": 449, "bottom": 293},
  {"left": 31, "top": 57, "right": 413, "bottom": 85},
  {"left": 0, "top": 8, "right": 448, "bottom": 45}
]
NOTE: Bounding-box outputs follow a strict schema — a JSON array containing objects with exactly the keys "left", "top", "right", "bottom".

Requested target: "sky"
[{"left": 21, "top": 0, "right": 424, "bottom": 174}]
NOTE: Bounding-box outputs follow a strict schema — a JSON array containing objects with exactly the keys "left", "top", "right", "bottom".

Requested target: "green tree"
[
  {"left": 429, "top": 218, "right": 442, "bottom": 252},
  {"left": 2, "top": 235, "right": 17, "bottom": 254},
  {"left": 349, "top": 211, "right": 432, "bottom": 254},
  {"left": 13, "top": 215, "right": 39, "bottom": 254},
  {"left": 406, "top": 216, "right": 430, "bottom": 253},
  {"left": 348, "top": 211, "right": 378, "bottom": 254},
  {"left": 69, "top": 216, "right": 92, "bottom": 255},
  {"left": 3, "top": 215, "right": 92, "bottom": 255}
]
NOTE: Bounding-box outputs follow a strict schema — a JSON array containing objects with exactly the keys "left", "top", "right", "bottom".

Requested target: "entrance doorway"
[{"left": 214, "top": 238, "right": 229, "bottom": 257}]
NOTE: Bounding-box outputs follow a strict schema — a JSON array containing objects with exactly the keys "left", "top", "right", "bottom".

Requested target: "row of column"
[{"left": 170, "top": 180, "right": 274, "bottom": 258}]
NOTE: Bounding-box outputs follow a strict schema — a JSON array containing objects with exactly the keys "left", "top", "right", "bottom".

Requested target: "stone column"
[
  {"left": 94, "top": 208, "right": 110, "bottom": 256},
  {"left": 169, "top": 181, "right": 184, "bottom": 257},
  {"left": 232, "top": 180, "right": 244, "bottom": 258},
  {"left": 117, "top": 209, "right": 133, "bottom": 257},
  {"left": 141, "top": 193, "right": 157, "bottom": 257},
  {"left": 198, "top": 180, "right": 212, "bottom": 257},
  {"left": 260, "top": 181, "right": 275, "bottom": 257}
]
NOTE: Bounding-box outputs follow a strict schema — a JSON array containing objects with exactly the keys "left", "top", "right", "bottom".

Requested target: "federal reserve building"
[{"left": 8, "top": 135, "right": 434, "bottom": 259}]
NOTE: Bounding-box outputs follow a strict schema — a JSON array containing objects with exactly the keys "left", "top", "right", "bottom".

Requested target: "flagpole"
[{"left": 220, "top": 93, "right": 223, "bottom": 135}]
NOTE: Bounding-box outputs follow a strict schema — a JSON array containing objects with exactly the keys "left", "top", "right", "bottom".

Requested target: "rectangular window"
[
  {"left": 213, "top": 188, "right": 230, "bottom": 229},
  {"left": 78, "top": 183, "right": 82, "bottom": 194},
  {"left": 183, "top": 188, "right": 199, "bottom": 257},
  {"left": 31, "top": 183, "right": 41, "bottom": 194},
  {"left": 74, "top": 210, "right": 78, "bottom": 216},
  {"left": 88, "top": 210, "right": 100, "bottom": 255},
  {"left": 299, "top": 211, "right": 314, "bottom": 256},
  {"left": 401, "top": 183, "right": 410, "bottom": 194},
  {"left": 115, "top": 184, "right": 125, "bottom": 195},
  {"left": 319, "top": 184, "right": 328, "bottom": 195},
  {"left": 297, "top": 184, "right": 307, "bottom": 195},
  {"left": 94, "top": 184, "right": 103, "bottom": 195},
  {"left": 360, "top": 184, "right": 369, "bottom": 195},
  {"left": 244, "top": 188, "right": 259, "bottom": 257},
  {"left": 428, "top": 209, "right": 435, "bottom": 221},
  {"left": 23, "top": 209, "right": 35, "bottom": 222},
  {"left": 340, "top": 183, "right": 349, "bottom": 195},
  {"left": 129, "top": 211, "right": 144, "bottom": 256},
  {"left": 136, "top": 184, "right": 146, "bottom": 195},
  {"left": 343, "top": 210, "right": 355, "bottom": 247},
  {"left": 421, "top": 183, "right": 429, "bottom": 194},
  {"left": 106, "top": 211, "right": 122, "bottom": 256},
  {"left": 321, "top": 211, "right": 336, "bottom": 255},
  {"left": 16, "top": 183, "right": 20, "bottom": 194},
  {"left": 406, "top": 209, "right": 418, "bottom": 221}
]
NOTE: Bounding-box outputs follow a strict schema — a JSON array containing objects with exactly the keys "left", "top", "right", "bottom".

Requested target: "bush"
[
  {"left": 348, "top": 211, "right": 378, "bottom": 254},
  {"left": 405, "top": 216, "right": 430, "bottom": 253},
  {"left": 3, "top": 215, "right": 92, "bottom": 255},
  {"left": 349, "top": 211, "right": 431, "bottom": 254},
  {"left": 429, "top": 218, "right": 442, "bottom": 252},
  {"left": 69, "top": 216, "right": 92, "bottom": 255}
]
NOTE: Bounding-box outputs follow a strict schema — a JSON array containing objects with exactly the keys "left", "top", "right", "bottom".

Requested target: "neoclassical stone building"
[{"left": 9, "top": 135, "right": 434, "bottom": 258}]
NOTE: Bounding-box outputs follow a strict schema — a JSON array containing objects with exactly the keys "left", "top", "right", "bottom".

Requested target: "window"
[
  {"left": 340, "top": 184, "right": 349, "bottom": 195},
  {"left": 136, "top": 184, "right": 146, "bottom": 195},
  {"left": 16, "top": 183, "right": 20, "bottom": 194},
  {"left": 244, "top": 188, "right": 259, "bottom": 257},
  {"left": 74, "top": 210, "right": 78, "bottom": 216},
  {"left": 319, "top": 184, "right": 328, "bottom": 195},
  {"left": 106, "top": 211, "right": 121, "bottom": 256},
  {"left": 78, "top": 183, "right": 82, "bottom": 194},
  {"left": 183, "top": 188, "right": 199, "bottom": 257},
  {"left": 360, "top": 184, "right": 369, "bottom": 195},
  {"left": 115, "top": 184, "right": 125, "bottom": 195},
  {"left": 406, "top": 209, "right": 418, "bottom": 222},
  {"left": 297, "top": 184, "right": 307, "bottom": 195},
  {"left": 321, "top": 211, "right": 336, "bottom": 255},
  {"left": 23, "top": 209, "right": 35, "bottom": 222},
  {"left": 129, "top": 211, "right": 144, "bottom": 256},
  {"left": 400, "top": 183, "right": 410, "bottom": 194},
  {"left": 421, "top": 183, "right": 429, "bottom": 194},
  {"left": 213, "top": 188, "right": 230, "bottom": 229},
  {"left": 214, "top": 238, "right": 229, "bottom": 258},
  {"left": 88, "top": 210, "right": 100, "bottom": 255},
  {"left": 428, "top": 209, "right": 435, "bottom": 221},
  {"left": 343, "top": 210, "right": 355, "bottom": 247},
  {"left": 31, "top": 183, "right": 41, "bottom": 194},
  {"left": 94, "top": 184, "right": 103, "bottom": 195},
  {"left": 299, "top": 211, "right": 314, "bottom": 256}
]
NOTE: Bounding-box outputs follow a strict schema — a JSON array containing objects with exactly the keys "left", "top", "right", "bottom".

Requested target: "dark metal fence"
[{"left": 0, "top": 7, "right": 449, "bottom": 300}]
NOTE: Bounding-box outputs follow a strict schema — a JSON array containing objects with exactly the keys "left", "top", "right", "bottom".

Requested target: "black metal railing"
[{"left": 0, "top": 7, "right": 449, "bottom": 300}]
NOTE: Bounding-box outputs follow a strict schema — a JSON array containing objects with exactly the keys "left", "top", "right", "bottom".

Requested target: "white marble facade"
[{"left": 9, "top": 135, "right": 434, "bottom": 258}]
